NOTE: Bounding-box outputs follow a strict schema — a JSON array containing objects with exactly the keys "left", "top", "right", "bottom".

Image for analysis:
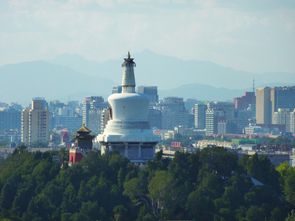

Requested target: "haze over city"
[
  {"left": 1, "top": 1, "right": 295, "bottom": 221},
  {"left": 1, "top": 0, "right": 295, "bottom": 72},
  {"left": 1, "top": 0, "right": 295, "bottom": 104}
]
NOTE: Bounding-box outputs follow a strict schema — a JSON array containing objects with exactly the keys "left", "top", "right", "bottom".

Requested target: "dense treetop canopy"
[{"left": 0, "top": 146, "right": 294, "bottom": 221}]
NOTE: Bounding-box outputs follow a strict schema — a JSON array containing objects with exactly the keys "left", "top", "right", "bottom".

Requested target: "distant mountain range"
[
  {"left": 0, "top": 61, "right": 114, "bottom": 104},
  {"left": 159, "top": 84, "right": 243, "bottom": 101},
  {"left": 0, "top": 50, "right": 294, "bottom": 104}
]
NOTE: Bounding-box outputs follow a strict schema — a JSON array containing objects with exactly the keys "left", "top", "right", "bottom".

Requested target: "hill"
[
  {"left": 1, "top": 50, "right": 295, "bottom": 103},
  {"left": 159, "top": 83, "right": 244, "bottom": 101},
  {"left": 0, "top": 61, "right": 114, "bottom": 104},
  {"left": 50, "top": 50, "right": 295, "bottom": 90}
]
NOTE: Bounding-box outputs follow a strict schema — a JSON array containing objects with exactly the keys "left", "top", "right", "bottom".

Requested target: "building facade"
[
  {"left": 159, "top": 97, "right": 191, "bottom": 129},
  {"left": 234, "top": 91, "right": 256, "bottom": 111},
  {"left": 289, "top": 109, "right": 295, "bottom": 133},
  {"left": 194, "top": 103, "right": 206, "bottom": 129},
  {"left": 256, "top": 87, "right": 272, "bottom": 126},
  {"left": 21, "top": 98, "right": 50, "bottom": 146},
  {"left": 272, "top": 108, "right": 291, "bottom": 132},
  {"left": 0, "top": 108, "right": 21, "bottom": 132},
  {"left": 271, "top": 86, "right": 295, "bottom": 114},
  {"left": 205, "top": 104, "right": 217, "bottom": 136},
  {"left": 82, "top": 96, "right": 107, "bottom": 133},
  {"left": 82, "top": 96, "right": 105, "bottom": 127},
  {"left": 137, "top": 86, "right": 159, "bottom": 105}
]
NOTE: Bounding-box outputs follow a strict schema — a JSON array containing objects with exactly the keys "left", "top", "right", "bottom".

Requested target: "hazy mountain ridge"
[
  {"left": 50, "top": 50, "right": 295, "bottom": 89},
  {"left": 0, "top": 61, "right": 114, "bottom": 104},
  {"left": 0, "top": 50, "right": 295, "bottom": 104},
  {"left": 159, "top": 83, "right": 244, "bottom": 101}
]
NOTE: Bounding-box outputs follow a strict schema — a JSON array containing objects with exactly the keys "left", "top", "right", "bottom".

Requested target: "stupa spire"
[{"left": 121, "top": 52, "right": 136, "bottom": 93}]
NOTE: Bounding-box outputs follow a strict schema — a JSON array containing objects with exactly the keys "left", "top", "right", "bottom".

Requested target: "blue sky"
[{"left": 0, "top": 0, "right": 295, "bottom": 73}]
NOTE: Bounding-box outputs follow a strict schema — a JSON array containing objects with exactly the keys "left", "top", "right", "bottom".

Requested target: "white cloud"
[{"left": 0, "top": 0, "right": 294, "bottom": 73}]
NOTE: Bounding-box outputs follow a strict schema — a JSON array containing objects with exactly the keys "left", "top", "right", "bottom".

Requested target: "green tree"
[
  {"left": 113, "top": 205, "right": 128, "bottom": 221},
  {"left": 241, "top": 154, "right": 280, "bottom": 191},
  {"left": 245, "top": 206, "right": 266, "bottom": 221},
  {"left": 286, "top": 210, "right": 295, "bottom": 221},
  {"left": 148, "top": 170, "right": 172, "bottom": 217},
  {"left": 0, "top": 174, "right": 21, "bottom": 210},
  {"left": 284, "top": 170, "right": 295, "bottom": 206},
  {"left": 123, "top": 178, "right": 144, "bottom": 203}
]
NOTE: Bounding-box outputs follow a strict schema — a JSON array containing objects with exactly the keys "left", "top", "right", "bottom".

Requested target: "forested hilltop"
[{"left": 0, "top": 147, "right": 294, "bottom": 221}]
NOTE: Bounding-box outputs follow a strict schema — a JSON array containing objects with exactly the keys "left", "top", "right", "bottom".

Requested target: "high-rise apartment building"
[
  {"left": 148, "top": 108, "right": 162, "bottom": 129},
  {"left": 256, "top": 87, "right": 272, "bottom": 126},
  {"left": 256, "top": 86, "right": 295, "bottom": 127},
  {"left": 215, "top": 102, "right": 235, "bottom": 123},
  {"left": 137, "top": 86, "right": 161, "bottom": 128},
  {"left": 289, "top": 109, "right": 295, "bottom": 133},
  {"left": 88, "top": 109, "right": 103, "bottom": 134},
  {"left": 234, "top": 92, "right": 256, "bottom": 111},
  {"left": 21, "top": 98, "right": 50, "bottom": 146},
  {"left": 272, "top": 108, "right": 291, "bottom": 132},
  {"left": 205, "top": 104, "right": 217, "bottom": 136},
  {"left": 271, "top": 86, "right": 295, "bottom": 124},
  {"left": 137, "top": 86, "right": 159, "bottom": 105},
  {"left": 273, "top": 108, "right": 290, "bottom": 131},
  {"left": 194, "top": 104, "right": 206, "bottom": 129},
  {"left": 235, "top": 109, "right": 253, "bottom": 133},
  {"left": 159, "top": 97, "right": 191, "bottom": 129},
  {"left": 82, "top": 96, "right": 105, "bottom": 129},
  {"left": 205, "top": 102, "right": 235, "bottom": 135},
  {"left": 49, "top": 101, "right": 82, "bottom": 132},
  {"left": 217, "top": 120, "right": 227, "bottom": 135},
  {"left": 271, "top": 86, "right": 295, "bottom": 112},
  {"left": 0, "top": 107, "right": 21, "bottom": 132}
]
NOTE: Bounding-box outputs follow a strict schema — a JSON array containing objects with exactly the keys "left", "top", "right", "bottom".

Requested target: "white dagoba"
[{"left": 98, "top": 52, "right": 159, "bottom": 163}]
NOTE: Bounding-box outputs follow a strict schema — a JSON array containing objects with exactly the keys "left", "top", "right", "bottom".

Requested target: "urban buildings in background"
[
  {"left": 0, "top": 76, "right": 295, "bottom": 156},
  {"left": 0, "top": 47, "right": 294, "bottom": 167},
  {"left": 49, "top": 100, "right": 82, "bottom": 133},
  {"left": 158, "top": 97, "right": 193, "bottom": 130},
  {"left": 194, "top": 103, "right": 206, "bottom": 129},
  {"left": 82, "top": 96, "right": 107, "bottom": 134},
  {"left": 21, "top": 98, "right": 50, "bottom": 147},
  {"left": 0, "top": 103, "right": 22, "bottom": 146},
  {"left": 256, "top": 87, "right": 272, "bottom": 126},
  {"left": 256, "top": 86, "right": 295, "bottom": 133},
  {"left": 137, "top": 86, "right": 159, "bottom": 106}
]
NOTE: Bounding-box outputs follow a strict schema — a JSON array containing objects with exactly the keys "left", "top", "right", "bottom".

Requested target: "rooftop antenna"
[{"left": 252, "top": 78, "right": 255, "bottom": 93}]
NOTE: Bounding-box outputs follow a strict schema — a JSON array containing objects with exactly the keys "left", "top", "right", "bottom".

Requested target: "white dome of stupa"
[{"left": 98, "top": 52, "right": 159, "bottom": 144}]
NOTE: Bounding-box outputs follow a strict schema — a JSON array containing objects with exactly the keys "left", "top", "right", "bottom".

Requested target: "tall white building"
[
  {"left": 289, "top": 109, "right": 295, "bottom": 133},
  {"left": 98, "top": 53, "right": 159, "bottom": 163},
  {"left": 205, "top": 103, "right": 217, "bottom": 136},
  {"left": 21, "top": 98, "right": 50, "bottom": 146},
  {"left": 273, "top": 108, "right": 291, "bottom": 132},
  {"left": 82, "top": 96, "right": 105, "bottom": 128}
]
